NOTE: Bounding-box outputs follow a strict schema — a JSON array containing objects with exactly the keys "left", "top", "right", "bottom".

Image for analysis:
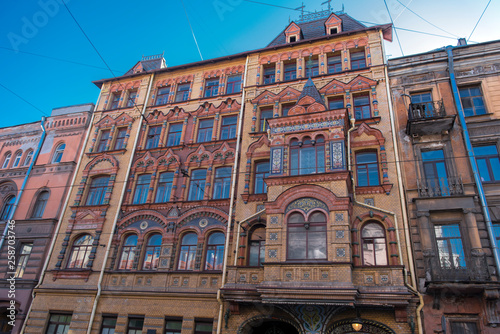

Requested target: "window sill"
[
  {"left": 87, "top": 148, "right": 127, "bottom": 156},
  {"left": 354, "top": 116, "right": 381, "bottom": 126},
  {"left": 464, "top": 112, "right": 493, "bottom": 122},
  {"left": 241, "top": 193, "right": 267, "bottom": 203},
  {"left": 104, "top": 104, "right": 144, "bottom": 112},
  {"left": 71, "top": 204, "right": 110, "bottom": 210},
  {"left": 51, "top": 269, "right": 92, "bottom": 281},
  {"left": 356, "top": 184, "right": 393, "bottom": 195},
  {"left": 150, "top": 91, "right": 242, "bottom": 108}
]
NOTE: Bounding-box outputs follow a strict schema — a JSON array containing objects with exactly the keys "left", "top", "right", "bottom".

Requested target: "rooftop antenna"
[
  {"left": 295, "top": 2, "right": 305, "bottom": 21},
  {"left": 321, "top": 0, "right": 332, "bottom": 12}
]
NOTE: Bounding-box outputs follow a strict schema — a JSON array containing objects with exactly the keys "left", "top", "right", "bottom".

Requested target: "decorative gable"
[
  {"left": 325, "top": 13, "right": 342, "bottom": 35},
  {"left": 285, "top": 22, "right": 301, "bottom": 43}
]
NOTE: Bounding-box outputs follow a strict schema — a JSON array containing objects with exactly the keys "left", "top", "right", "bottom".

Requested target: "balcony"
[
  {"left": 406, "top": 100, "right": 455, "bottom": 136},
  {"left": 425, "top": 251, "right": 490, "bottom": 284},
  {"left": 417, "top": 176, "right": 464, "bottom": 197}
]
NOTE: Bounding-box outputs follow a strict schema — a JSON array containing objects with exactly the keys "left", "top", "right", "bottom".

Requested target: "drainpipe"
[
  {"left": 217, "top": 55, "right": 249, "bottom": 334},
  {"left": 21, "top": 96, "right": 101, "bottom": 334},
  {"left": 0, "top": 117, "right": 47, "bottom": 253},
  {"left": 86, "top": 73, "right": 156, "bottom": 334},
  {"left": 446, "top": 45, "right": 500, "bottom": 274}
]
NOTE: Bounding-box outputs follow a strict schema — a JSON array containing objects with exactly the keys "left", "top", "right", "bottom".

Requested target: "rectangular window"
[
  {"left": 350, "top": 50, "right": 366, "bottom": 70},
  {"left": 97, "top": 130, "right": 110, "bottom": 152},
  {"left": 113, "top": 127, "right": 127, "bottom": 150},
  {"left": 282, "top": 103, "right": 294, "bottom": 117},
  {"left": 165, "top": 318, "right": 182, "bottom": 334},
  {"left": 204, "top": 78, "right": 219, "bottom": 98},
  {"left": 126, "top": 90, "right": 137, "bottom": 107},
  {"left": 411, "top": 91, "right": 432, "bottom": 104},
  {"left": 410, "top": 91, "right": 434, "bottom": 117},
  {"left": 474, "top": 145, "right": 500, "bottom": 182},
  {"left": 422, "top": 149, "right": 449, "bottom": 195},
  {"left": 259, "top": 107, "right": 273, "bottom": 132},
  {"left": 175, "top": 83, "right": 190, "bottom": 102},
  {"left": 194, "top": 321, "right": 213, "bottom": 334},
  {"left": 15, "top": 243, "right": 33, "bottom": 278},
  {"left": 283, "top": 62, "right": 297, "bottom": 81},
  {"left": 356, "top": 152, "right": 379, "bottom": 186},
  {"left": 263, "top": 65, "right": 275, "bottom": 84},
  {"left": 254, "top": 161, "right": 269, "bottom": 194},
  {"left": 133, "top": 174, "right": 151, "bottom": 204},
  {"left": 110, "top": 93, "right": 121, "bottom": 109},
  {"left": 459, "top": 86, "right": 486, "bottom": 116},
  {"left": 434, "top": 224, "right": 466, "bottom": 269},
  {"left": 328, "top": 53, "right": 342, "bottom": 73},
  {"left": 146, "top": 125, "right": 162, "bottom": 149},
  {"left": 188, "top": 169, "right": 207, "bottom": 201},
  {"left": 450, "top": 321, "right": 478, "bottom": 334},
  {"left": 305, "top": 58, "right": 319, "bottom": 77},
  {"left": 220, "top": 116, "right": 237, "bottom": 140},
  {"left": 155, "top": 172, "right": 174, "bottom": 203},
  {"left": 127, "top": 317, "right": 144, "bottom": 334},
  {"left": 353, "top": 94, "right": 371, "bottom": 119},
  {"left": 85, "top": 176, "right": 109, "bottom": 206},
  {"left": 156, "top": 86, "right": 170, "bottom": 105},
  {"left": 166, "top": 123, "right": 183, "bottom": 147},
  {"left": 328, "top": 96, "right": 344, "bottom": 110},
  {"left": 197, "top": 119, "right": 214, "bottom": 143},
  {"left": 46, "top": 313, "right": 72, "bottom": 334},
  {"left": 100, "top": 316, "right": 117, "bottom": 334},
  {"left": 213, "top": 167, "right": 232, "bottom": 199},
  {"left": 226, "top": 75, "right": 242, "bottom": 94}
]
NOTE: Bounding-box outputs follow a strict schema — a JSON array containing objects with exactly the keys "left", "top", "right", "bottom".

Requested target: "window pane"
[
  {"left": 288, "top": 226, "right": 306, "bottom": 259},
  {"left": 156, "top": 172, "right": 174, "bottom": 203},
  {"left": 133, "top": 174, "right": 151, "bottom": 204}
]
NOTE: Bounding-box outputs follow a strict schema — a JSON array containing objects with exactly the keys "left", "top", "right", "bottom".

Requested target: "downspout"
[
  {"left": 446, "top": 45, "right": 500, "bottom": 274},
  {"left": 0, "top": 117, "right": 46, "bottom": 253},
  {"left": 380, "top": 29, "right": 423, "bottom": 333},
  {"left": 217, "top": 55, "right": 249, "bottom": 334},
  {"left": 21, "top": 94, "right": 101, "bottom": 334},
  {"left": 86, "top": 73, "right": 156, "bottom": 334}
]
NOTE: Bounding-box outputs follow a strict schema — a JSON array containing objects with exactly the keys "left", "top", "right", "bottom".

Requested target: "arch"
[
  {"left": 118, "top": 233, "right": 138, "bottom": 270},
  {"left": 351, "top": 123, "right": 385, "bottom": 146},
  {"left": 1, "top": 151, "right": 12, "bottom": 169},
  {"left": 30, "top": 189, "right": 50, "bottom": 218},
  {"left": 0, "top": 195, "right": 16, "bottom": 220},
  {"left": 22, "top": 149, "right": 34, "bottom": 166},
  {"left": 142, "top": 233, "right": 162, "bottom": 270},
  {"left": 247, "top": 135, "right": 270, "bottom": 158},
  {"left": 326, "top": 318, "right": 396, "bottom": 334},
  {"left": 67, "top": 234, "right": 94, "bottom": 269},
  {"left": 177, "top": 206, "right": 229, "bottom": 226},
  {"left": 177, "top": 231, "right": 198, "bottom": 270},
  {"left": 12, "top": 150, "right": 23, "bottom": 167},
  {"left": 84, "top": 153, "right": 119, "bottom": 173},
  {"left": 119, "top": 210, "right": 168, "bottom": 230},
  {"left": 237, "top": 315, "right": 300, "bottom": 334},
  {"left": 51, "top": 142, "right": 66, "bottom": 163}
]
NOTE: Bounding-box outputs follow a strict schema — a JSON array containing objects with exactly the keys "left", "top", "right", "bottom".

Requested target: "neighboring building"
[
  {"left": 23, "top": 10, "right": 419, "bottom": 334},
  {"left": 0, "top": 103, "right": 94, "bottom": 333},
  {"left": 388, "top": 40, "right": 500, "bottom": 333}
]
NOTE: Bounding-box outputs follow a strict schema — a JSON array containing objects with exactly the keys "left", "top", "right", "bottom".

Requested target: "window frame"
[
  {"left": 2, "top": 152, "right": 11, "bottom": 169},
  {"left": 177, "top": 232, "right": 198, "bottom": 270},
  {"left": 45, "top": 313, "right": 72, "bottom": 334},
  {"left": 305, "top": 57, "right": 320, "bottom": 77},
  {"left": 175, "top": 83, "right": 190, "bottom": 102},
  {"left": 155, "top": 172, "right": 174, "bottom": 203},
  {"left": 353, "top": 93, "right": 371, "bottom": 119},
  {"left": 67, "top": 234, "right": 93, "bottom": 269},
  {"left": 204, "top": 78, "right": 219, "bottom": 98},
  {"left": 99, "top": 315, "right": 117, "bottom": 334},
  {"left": 327, "top": 52, "right": 342, "bottom": 74},
  {"left": 85, "top": 175, "right": 109, "bottom": 206},
  {"left": 473, "top": 144, "right": 500, "bottom": 183},
  {"left": 145, "top": 125, "right": 162, "bottom": 149},
  {"left": 197, "top": 118, "right": 214, "bottom": 143},
  {"left": 434, "top": 223, "right": 467, "bottom": 270},
  {"left": 263, "top": 64, "right": 276, "bottom": 84},
  {"left": 15, "top": 242, "right": 33, "bottom": 278},
  {"left": 355, "top": 151, "right": 380, "bottom": 187},
  {"left": 220, "top": 115, "right": 237, "bottom": 140},
  {"left": 132, "top": 174, "right": 151, "bottom": 205},
  {"left": 31, "top": 190, "right": 49, "bottom": 218},
  {"left": 225, "top": 75, "right": 242, "bottom": 94},
  {"left": 119, "top": 234, "right": 138, "bottom": 270},
  {"left": 110, "top": 93, "right": 121, "bottom": 109},
  {"left": 156, "top": 86, "right": 170, "bottom": 105},
  {"left": 459, "top": 85, "right": 486, "bottom": 117},
  {"left": 194, "top": 320, "right": 213, "bottom": 334},
  {"left": 52, "top": 143, "right": 65, "bottom": 164},
  {"left": 286, "top": 210, "right": 327, "bottom": 261},
  {"left": 328, "top": 96, "right": 344, "bottom": 110},
  {"left": 204, "top": 232, "right": 225, "bottom": 271},
  {"left": 166, "top": 123, "right": 183, "bottom": 147},
  {"left": 23, "top": 150, "right": 34, "bottom": 166},
  {"left": 259, "top": 107, "right": 273, "bottom": 132},
  {"left": 142, "top": 233, "right": 162, "bottom": 270},
  {"left": 126, "top": 90, "right": 137, "bottom": 107},
  {"left": 283, "top": 61, "right": 297, "bottom": 81},
  {"left": 248, "top": 225, "right": 266, "bottom": 267},
  {"left": 254, "top": 161, "right": 269, "bottom": 194},
  {"left": 113, "top": 127, "right": 127, "bottom": 150},
  {"left": 12, "top": 151, "right": 22, "bottom": 167},
  {"left": 164, "top": 317, "right": 183, "bottom": 334},
  {"left": 1, "top": 195, "right": 16, "bottom": 220},
  {"left": 360, "top": 222, "right": 388, "bottom": 266},
  {"left": 97, "top": 129, "right": 111, "bottom": 152},
  {"left": 212, "top": 167, "right": 232, "bottom": 200},
  {"left": 350, "top": 50, "right": 367, "bottom": 70},
  {"left": 290, "top": 136, "right": 325, "bottom": 176},
  {"left": 126, "top": 317, "right": 144, "bottom": 334},
  {"left": 188, "top": 169, "right": 207, "bottom": 201}
]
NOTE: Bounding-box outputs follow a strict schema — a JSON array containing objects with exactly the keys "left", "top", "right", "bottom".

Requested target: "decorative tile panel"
[
  {"left": 335, "top": 213, "right": 344, "bottom": 222},
  {"left": 336, "top": 230, "right": 345, "bottom": 239},
  {"left": 380, "top": 274, "right": 389, "bottom": 283},
  {"left": 270, "top": 216, "right": 279, "bottom": 224},
  {"left": 268, "top": 249, "right": 277, "bottom": 258},
  {"left": 270, "top": 147, "right": 283, "bottom": 175},
  {"left": 271, "top": 119, "right": 344, "bottom": 134},
  {"left": 330, "top": 140, "right": 345, "bottom": 170},
  {"left": 285, "top": 197, "right": 328, "bottom": 214},
  {"left": 336, "top": 248, "right": 346, "bottom": 257},
  {"left": 269, "top": 233, "right": 278, "bottom": 241},
  {"left": 365, "top": 275, "right": 374, "bottom": 283},
  {"left": 364, "top": 198, "right": 375, "bottom": 206}
]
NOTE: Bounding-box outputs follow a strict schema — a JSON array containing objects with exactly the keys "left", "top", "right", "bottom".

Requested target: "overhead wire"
[
  {"left": 383, "top": 0, "right": 404, "bottom": 56},
  {"left": 467, "top": 0, "right": 492, "bottom": 42},
  {"left": 242, "top": 0, "right": 314, "bottom": 13},
  {"left": 0, "top": 82, "right": 48, "bottom": 116}
]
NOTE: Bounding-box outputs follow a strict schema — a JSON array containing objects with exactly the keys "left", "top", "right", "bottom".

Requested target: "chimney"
[{"left": 457, "top": 38, "right": 467, "bottom": 46}]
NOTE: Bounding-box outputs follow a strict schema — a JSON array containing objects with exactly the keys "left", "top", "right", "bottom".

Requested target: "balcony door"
[{"left": 422, "top": 149, "right": 449, "bottom": 196}]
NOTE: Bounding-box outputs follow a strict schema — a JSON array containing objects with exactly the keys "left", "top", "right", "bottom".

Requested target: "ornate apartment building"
[
  {"left": 0, "top": 104, "right": 94, "bottom": 332},
  {"left": 22, "top": 11, "right": 420, "bottom": 334},
  {"left": 388, "top": 40, "right": 500, "bottom": 333}
]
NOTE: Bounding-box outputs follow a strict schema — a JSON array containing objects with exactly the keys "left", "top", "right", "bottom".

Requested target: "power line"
[
  {"left": 242, "top": 0, "right": 314, "bottom": 13},
  {"left": 0, "top": 82, "right": 48, "bottom": 116},
  {"left": 0, "top": 46, "right": 124, "bottom": 72},
  {"left": 383, "top": 0, "right": 404, "bottom": 56},
  {"left": 467, "top": 0, "right": 492, "bottom": 42},
  {"left": 357, "top": 20, "right": 461, "bottom": 41},
  {"left": 180, "top": 0, "right": 204, "bottom": 61}
]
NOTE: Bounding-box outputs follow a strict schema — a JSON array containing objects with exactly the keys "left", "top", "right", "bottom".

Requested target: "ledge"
[
  {"left": 355, "top": 183, "right": 393, "bottom": 195},
  {"left": 51, "top": 269, "right": 93, "bottom": 281},
  {"left": 241, "top": 193, "right": 267, "bottom": 203}
]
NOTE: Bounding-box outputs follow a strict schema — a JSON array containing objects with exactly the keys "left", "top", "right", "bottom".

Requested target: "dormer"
[
  {"left": 325, "top": 13, "right": 342, "bottom": 35},
  {"left": 285, "top": 22, "right": 302, "bottom": 43}
]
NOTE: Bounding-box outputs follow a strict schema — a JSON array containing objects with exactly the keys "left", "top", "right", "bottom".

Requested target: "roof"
[
  {"left": 124, "top": 57, "right": 167, "bottom": 75},
  {"left": 297, "top": 78, "right": 325, "bottom": 107},
  {"left": 267, "top": 13, "right": 366, "bottom": 47}
]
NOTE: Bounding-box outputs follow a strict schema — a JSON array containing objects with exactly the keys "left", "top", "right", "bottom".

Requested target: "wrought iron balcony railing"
[
  {"left": 408, "top": 100, "right": 446, "bottom": 120},
  {"left": 417, "top": 176, "right": 464, "bottom": 197},
  {"left": 424, "top": 250, "right": 490, "bottom": 283}
]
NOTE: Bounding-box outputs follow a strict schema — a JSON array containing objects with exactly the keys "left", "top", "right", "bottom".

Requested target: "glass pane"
[
  {"left": 308, "top": 228, "right": 326, "bottom": 259},
  {"left": 166, "top": 320, "right": 182, "bottom": 330},
  {"left": 362, "top": 223, "right": 384, "bottom": 238},
  {"left": 309, "top": 212, "right": 326, "bottom": 222},
  {"left": 288, "top": 213, "right": 304, "bottom": 223},
  {"left": 288, "top": 227, "right": 306, "bottom": 259},
  {"left": 249, "top": 241, "right": 260, "bottom": 266},
  {"left": 148, "top": 234, "right": 162, "bottom": 245}
]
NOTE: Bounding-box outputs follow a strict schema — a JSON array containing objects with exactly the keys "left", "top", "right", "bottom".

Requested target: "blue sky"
[{"left": 2, "top": 0, "right": 499, "bottom": 127}]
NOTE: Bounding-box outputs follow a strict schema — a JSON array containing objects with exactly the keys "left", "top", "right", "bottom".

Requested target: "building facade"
[
  {"left": 388, "top": 40, "right": 500, "bottom": 333},
  {"left": 0, "top": 104, "right": 94, "bottom": 333},
  {"left": 23, "top": 11, "right": 419, "bottom": 334}
]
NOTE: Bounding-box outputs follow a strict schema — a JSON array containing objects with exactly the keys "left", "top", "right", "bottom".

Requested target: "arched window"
[
  {"left": 178, "top": 233, "right": 198, "bottom": 270},
  {"left": 52, "top": 143, "right": 65, "bottom": 163},
  {"left": 249, "top": 226, "right": 266, "bottom": 266},
  {"left": 287, "top": 211, "right": 327, "bottom": 260},
  {"left": 2, "top": 153, "right": 11, "bottom": 169},
  {"left": 31, "top": 191, "right": 49, "bottom": 218},
  {"left": 1, "top": 195, "right": 16, "bottom": 220},
  {"left": 290, "top": 136, "right": 325, "bottom": 175},
  {"left": 67, "top": 234, "right": 93, "bottom": 269},
  {"left": 133, "top": 174, "right": 151, "bottom": 204},
  {"left": 143, "top": 234, "right": 162, "bottom": 270},
  {"left": 23, "top": 150, "right": 34, "bottom": 166},
  {"left": 12, "top": 151, "right": 22, "bottom": 167},
  {"left": 119, "top": 235, "right": 138, "bottom": 270},
  {"left": 85, "top": 176, "right": 109, "bottom": 206},
  {"left": 205, "top": 232, "right": 225, "bottom": 270},
  {"left": 361, "top": 223, "right": 388, "bottom": 266}
]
